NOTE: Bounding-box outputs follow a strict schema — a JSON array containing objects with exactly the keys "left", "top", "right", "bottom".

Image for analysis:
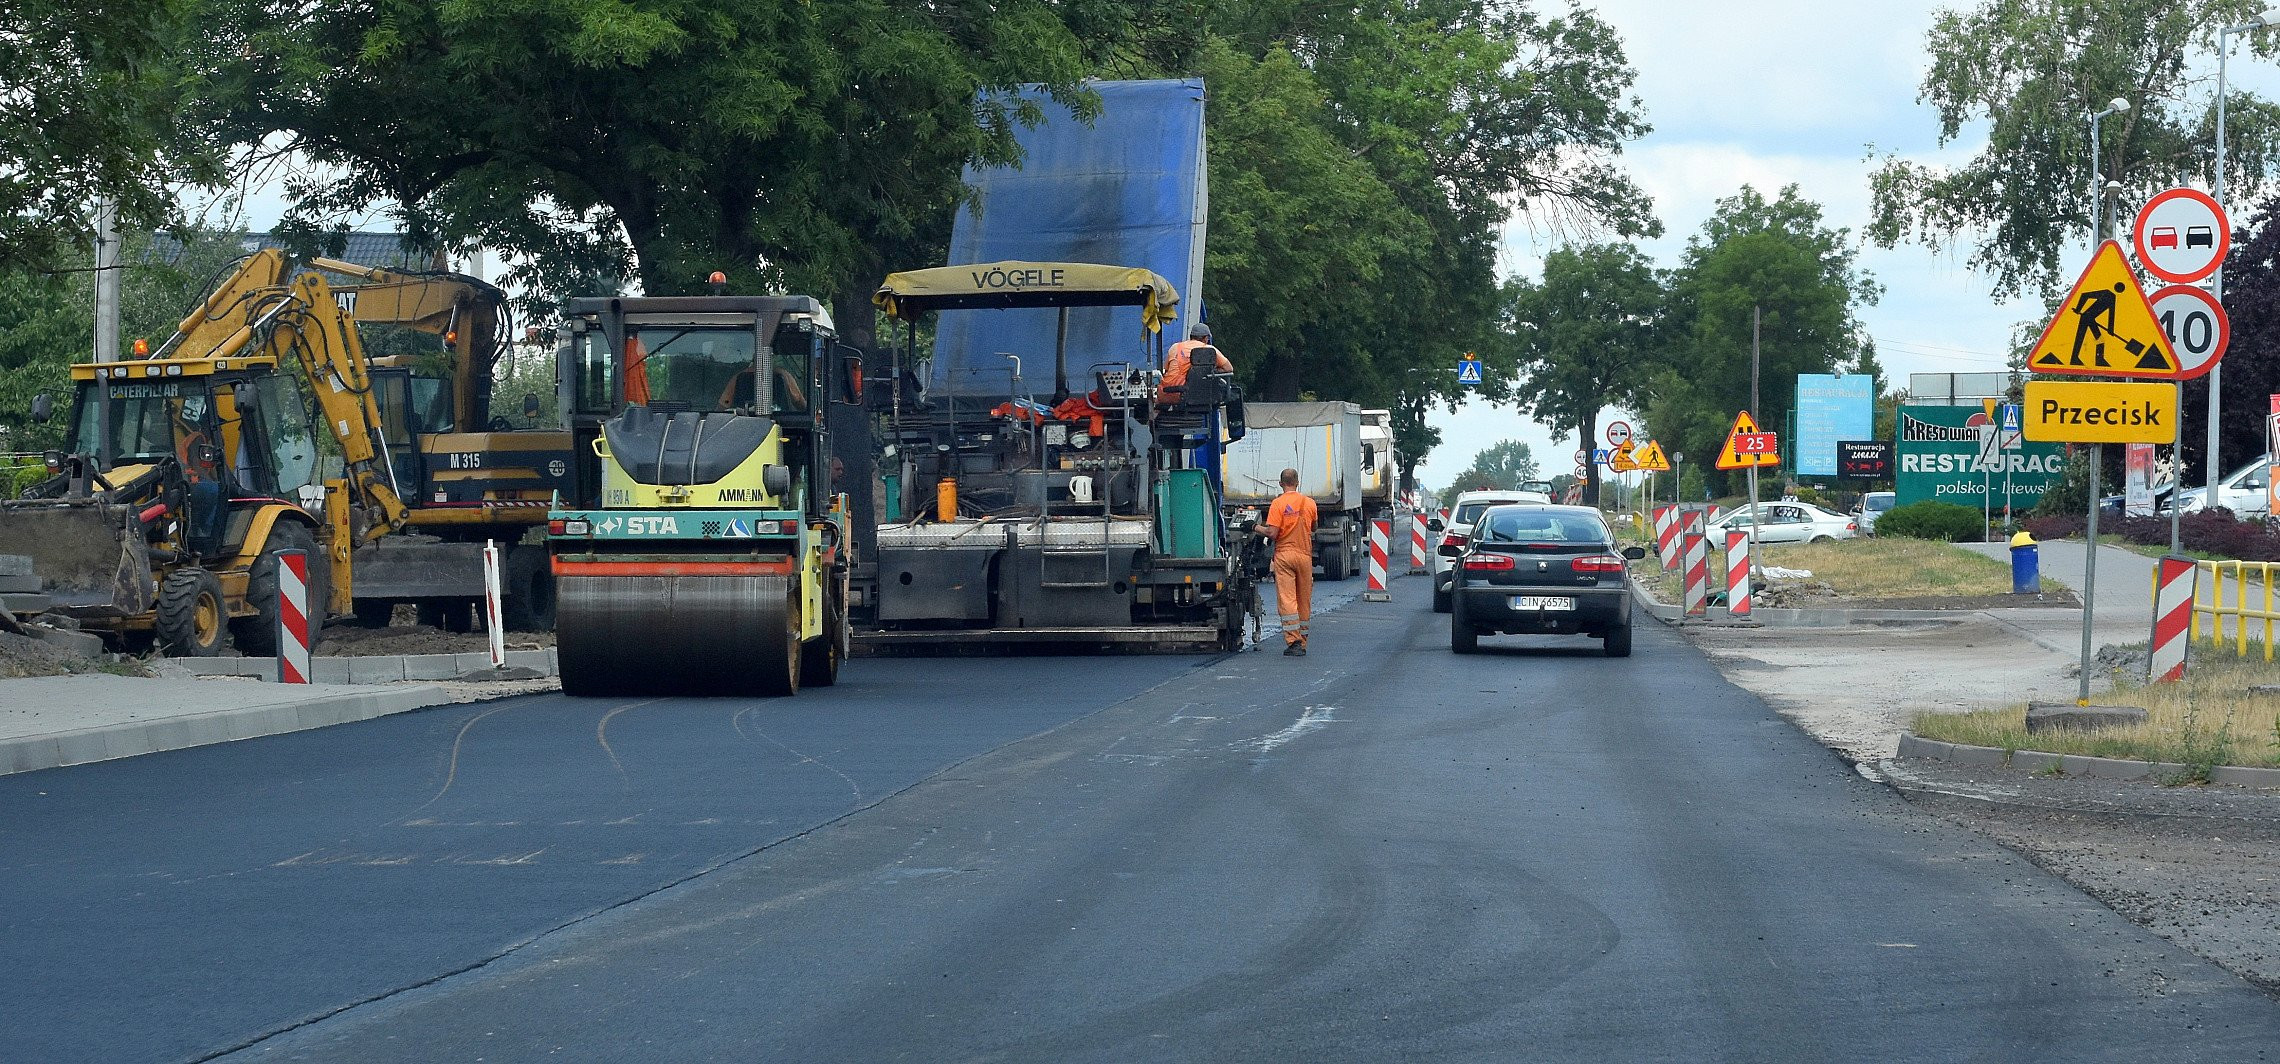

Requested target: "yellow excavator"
[{"left": 0, "top": 249, "right": 408, "bottom": 654}]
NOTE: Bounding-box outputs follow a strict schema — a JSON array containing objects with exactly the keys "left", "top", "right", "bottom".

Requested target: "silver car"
[
  {"left": 1705, "top": 501, "right": 1857, "bottom": 545},
  {"left": 1429, "top": 489, "right": 1553, "bottom": 613}
]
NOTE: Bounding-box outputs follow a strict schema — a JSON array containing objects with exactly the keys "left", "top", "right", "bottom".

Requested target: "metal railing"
[{"left": 2180, "top": 559, "right": 2280, "bottom": 660}]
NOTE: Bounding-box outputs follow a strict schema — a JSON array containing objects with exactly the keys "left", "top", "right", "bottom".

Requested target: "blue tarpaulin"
[{"left": 930, "top": 79, "right": 1207, "bottom": 397}]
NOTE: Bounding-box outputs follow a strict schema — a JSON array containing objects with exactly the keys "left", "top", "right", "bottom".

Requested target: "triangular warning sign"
[
  {"left": 1716, "top": 410, "right": 1780, "bottom": 470},
  {"left": 1608, "top": 440, "right": 1639, "bottom": 472},
  {"left": 1632, "top": 440, "right": 1671, "bottom": 472},
  {"left": 2027, "top": 240, "right": 2179, "bottom": 378}
]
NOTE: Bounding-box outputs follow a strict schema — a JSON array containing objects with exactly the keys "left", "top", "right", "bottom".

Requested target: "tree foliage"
[
  {"left": 1505, "top": 242, "right": 1661, "bottom": 501},
  {"left": 1439, "top": 439, "right": 1541, "bottom": 494},
  {"left": 0, "top": 1, "right": 215, "bottom": 271},
  {"left": 1867, "top": 0, "right": 2280, "bottom": 300},
  {"left": 1646, "top": 186, "right": 1878, "bottom": 494}
]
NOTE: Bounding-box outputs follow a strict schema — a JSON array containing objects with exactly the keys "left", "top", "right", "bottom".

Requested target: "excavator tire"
[
  {"left": 156, "top": 567, "right": 228, "bottom": 657},
  {"left": 501, "top": 545, "right": 557, "bottom": 632},
  {"left": 557, "top": 573, "right": 801, "bottom": 697},
  {"left": 235, "top": 520, "right": 328, "bottom": 656}
]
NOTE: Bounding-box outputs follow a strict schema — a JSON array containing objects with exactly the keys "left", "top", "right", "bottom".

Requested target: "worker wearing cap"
[
  {"left": 1258, "top": 467, "right": 1319, "bottom": 656},
  {"left": 1161, "top": 322, "right": 1232, "bottom": 406}
]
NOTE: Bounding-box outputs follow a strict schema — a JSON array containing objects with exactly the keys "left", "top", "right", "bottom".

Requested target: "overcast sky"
[{"left": 1417, "top": 0, "right": 2280, "bottom": 492}]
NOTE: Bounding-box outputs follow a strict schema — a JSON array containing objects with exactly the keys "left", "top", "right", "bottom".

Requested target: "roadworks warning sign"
[{"left": 2027, "top": 240, "right": 2179, "bottom": 378}]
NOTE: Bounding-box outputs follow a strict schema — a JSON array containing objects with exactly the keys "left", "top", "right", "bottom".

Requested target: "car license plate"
[{"left": 1510, "top": 595, "right": 1573, "bottom": 610}]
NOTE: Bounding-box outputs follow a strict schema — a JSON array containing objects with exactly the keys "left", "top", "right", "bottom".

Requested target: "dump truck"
[
  {"left": 1221, "top": 401, "right": 1384, "bottom": 580},
  {"left": 0, "top": 250, "right": 408, "bottom": 654},
  {"left": 547, "top": 291, "right": 860, "bottom": 695}
]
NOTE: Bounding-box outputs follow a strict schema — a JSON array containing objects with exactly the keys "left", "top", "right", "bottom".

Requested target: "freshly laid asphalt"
[{"left": 8, "top": 577, "right": 2280, "bottom": 1062}]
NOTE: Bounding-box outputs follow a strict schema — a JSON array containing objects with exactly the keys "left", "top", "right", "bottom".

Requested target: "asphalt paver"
[{"left": 204, "top": 581, "right": 2280, "bottom": 1063}]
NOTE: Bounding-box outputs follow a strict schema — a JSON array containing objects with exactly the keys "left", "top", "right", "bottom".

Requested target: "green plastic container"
[{"left": 1155, "top": 468, "right": 1222, "bottom": 558}]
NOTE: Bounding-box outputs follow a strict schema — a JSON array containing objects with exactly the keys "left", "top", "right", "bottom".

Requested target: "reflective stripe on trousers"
[{"left": 1272, "top": 551, "right": 1313, "bottom": 646}]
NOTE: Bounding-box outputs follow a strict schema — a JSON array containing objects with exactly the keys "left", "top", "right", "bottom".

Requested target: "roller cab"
[{"left": 549, "top": 294, "right": 857, "bottom": 696}]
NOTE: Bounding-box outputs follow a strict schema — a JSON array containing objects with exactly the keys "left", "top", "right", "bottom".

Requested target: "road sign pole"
[
  {"left": 2172, "top": 386, "right": 2184, "bottom": 554},
  {"left": 2079, "top": 444, "right": 2102, "bottom": 705}
]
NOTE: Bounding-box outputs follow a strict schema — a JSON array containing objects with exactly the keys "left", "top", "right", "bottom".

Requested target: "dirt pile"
[{"left": 319, "top": 623, "right": 555, "bottom": 658}]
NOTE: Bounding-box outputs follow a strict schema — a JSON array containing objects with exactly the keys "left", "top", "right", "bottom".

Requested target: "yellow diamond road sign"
[
  {"left": 2027, "top": 240, "right": 2179, "bottom": 378},
  {"left": 2022, "top": 380, "right": 2178, "bottom": 444}
]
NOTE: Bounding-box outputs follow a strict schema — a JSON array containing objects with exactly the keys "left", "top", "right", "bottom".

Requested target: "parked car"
[
  {"left": 2164, "top": 455, "right": 2272, "bottom": 517},
  {"left": 1852, "top": 491, "right": 1895, "bottom": 536},
  {"left": 1705, "top": 501, "right": 1857, "bottom": 545},
  {"left": 1428, "top": 488, "right": 1554, "bottom": 613},
  {"left": 1444, "top": 503, "right": 1645, "bottom": 657}
]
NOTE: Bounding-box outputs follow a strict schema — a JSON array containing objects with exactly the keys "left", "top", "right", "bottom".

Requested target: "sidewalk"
[
  {"left": 1955, "top": 539, "right": 2157, "bottom": 654},
  {"left": 0, "top": 674, "right": 451, "bottom": 776}
]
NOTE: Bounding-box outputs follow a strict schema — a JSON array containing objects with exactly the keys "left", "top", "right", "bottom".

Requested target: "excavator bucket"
[{"left": 0, "top": 502, "right": 156, "bottom": 617}]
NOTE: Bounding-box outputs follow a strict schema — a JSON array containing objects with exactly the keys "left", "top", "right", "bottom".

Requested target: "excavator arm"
[
  {"left": 308, "top": 257, "right": 507, "bottom": 432},
  {"left": 255, "top": 273, "right": 412, "bottom": 544}
]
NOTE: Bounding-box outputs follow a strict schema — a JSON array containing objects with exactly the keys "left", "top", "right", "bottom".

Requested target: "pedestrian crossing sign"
[
  {"left": 2027, "top": 240, "right": 2178, "bottom": 379},
  {"left": 1632, "top": 440, "right": 1671, "bottom": 472},
  {"left": 1457, "top": 358, "right": 1483, "bottom": 386}
]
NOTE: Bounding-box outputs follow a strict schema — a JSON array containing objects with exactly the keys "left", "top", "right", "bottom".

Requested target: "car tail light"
[
  {"left": 1845, "top": 521, "right": 1857, "bottom": 531},
  {"left": 547, "top": 519, "right": 565, "bottom": 535},
  {"left": 1463, "top": 553, "right": 1515, "bottom": 571},
  {"left": 1440, "top": 532, "right": 1469, "bottom": 549},
  {"left": 1570, "top": 554, "right": 1626, "bottom": 573}
]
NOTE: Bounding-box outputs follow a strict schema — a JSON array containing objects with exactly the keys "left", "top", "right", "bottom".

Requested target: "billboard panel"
[
  {"left": 1895, "top": 405, "right": 2066, "bottom": 508},
  {"left": 1794, "top": 374, "right": 1874, "bottom": 476}
]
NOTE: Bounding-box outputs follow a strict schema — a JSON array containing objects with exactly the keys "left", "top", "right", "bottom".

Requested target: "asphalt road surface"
[{"left": 10, "top": 580, "right": 2280, "bottom": 1062}]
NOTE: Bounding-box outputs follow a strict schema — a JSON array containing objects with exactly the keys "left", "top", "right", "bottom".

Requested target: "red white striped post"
[
  {"left": 277, "top": 549, "right": 310, "bottom": 684},
  {"left": 1409, "top": 512, "right": 1428, "bottom": 573},
  {"left": 1653, "top": 505, "right": 1680, "bottom": 569},
  {"left": 481, "top": 539, "right": 506, "bottom": 668},
  {"left": 2149, "top": 556, "right": 2197, "bottom": 682},
  {"left": 1726, "top": 531, "right": 1752, "bottom": 618},
  {"left": 1364, "top": 519, "right": 1391, "bottom": 602},
  {"left": 1682, "top": 511, "right": 1708, "bottom": 618}
]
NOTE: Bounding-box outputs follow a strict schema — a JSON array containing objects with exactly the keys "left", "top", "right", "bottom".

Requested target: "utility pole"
[
  {"left": 1748, "top": 305, "right": 1761, "bottom": 544},
  {"left": 92, "top": 198, "right": 121, "bottom": 469}
]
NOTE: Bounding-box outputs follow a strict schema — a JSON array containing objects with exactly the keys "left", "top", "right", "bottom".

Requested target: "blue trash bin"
[{"left": 2009, "top": 531, "right": 2040, "bottom": 594}]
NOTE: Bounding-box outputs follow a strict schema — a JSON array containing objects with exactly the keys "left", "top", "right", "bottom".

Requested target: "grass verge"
[
  {"left": 1629, "top": 535, "right": 2064, "bottom": 603},
  {"left": 1914, "top": 647, "right": 2280, "bottom": 772}
]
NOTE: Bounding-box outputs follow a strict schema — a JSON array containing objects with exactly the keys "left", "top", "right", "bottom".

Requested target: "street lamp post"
[
  {"left": 2073, "top": 97, "right": 2127, "bottom": 704},
  {"left": 2211, "top": 10, "right": 2280, "bottom": 499}
]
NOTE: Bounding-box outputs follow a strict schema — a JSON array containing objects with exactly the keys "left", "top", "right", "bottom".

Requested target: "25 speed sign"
[{"left": 2148, "top": 284, "right": 2228, "bottom": 380}]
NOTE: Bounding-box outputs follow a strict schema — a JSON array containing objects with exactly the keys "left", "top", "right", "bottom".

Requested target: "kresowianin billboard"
[{"left": 1895, "top": 405, "right": 2066, "bottom": 507}]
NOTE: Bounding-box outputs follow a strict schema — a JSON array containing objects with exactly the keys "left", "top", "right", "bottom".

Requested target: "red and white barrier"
[
  {"left": 1726, "top": 531, "right": 1752, "bottom": 619},
  {"left": 1653, "top": 505, "right": 1680, "bottom": 569},
  {"left": 277, "top": 549, "right": 310, "bottom": 684},
  {"left": 482, "top": 539, "right": 506, "bottom": 668},
  {"left": 1409, "top": 512, "right": 1428, "bottom": 573},
  {"left": 1682, "top": 511, "right": 1708, "bottom": 618},
  {"left": 2150, "top": 556, "right": 2197, "bottom": 682},
  {"left": 1364, "top": 518, "right": 1391, "bottom": 602}
]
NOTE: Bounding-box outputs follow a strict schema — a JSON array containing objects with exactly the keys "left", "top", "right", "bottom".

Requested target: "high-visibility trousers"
[{"left": 1273, "top": 551, "right": 1313, "bottom": 646}]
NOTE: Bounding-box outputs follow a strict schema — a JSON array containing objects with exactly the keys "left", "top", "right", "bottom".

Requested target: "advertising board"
[{"left": 1894, "top": 405, "right": 2066, "bottom": 507}]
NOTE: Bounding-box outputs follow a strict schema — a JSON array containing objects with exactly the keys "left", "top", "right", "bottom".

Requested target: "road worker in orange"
[
  {"left": 1258, "top": 467, "right": 1319, "bottom": 656},
  {"left": 1160, "top": 322, "right": 1232, "bottom": 406}
]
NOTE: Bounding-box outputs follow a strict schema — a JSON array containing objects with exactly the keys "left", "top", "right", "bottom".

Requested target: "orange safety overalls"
[{"left": 1263, "top": 490, "right": 1320, "bottom": 647}]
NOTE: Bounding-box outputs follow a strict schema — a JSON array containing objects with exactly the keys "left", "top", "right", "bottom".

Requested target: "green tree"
[
  {"left": 1867, "top": 0, "right": 2280, "bottom": 300},
  {"left": 1443, "top": 439, "right": 1541, "bottom": 492},
  {"left": 0, "top": 1, "right": 216, "bottom": 271},
  {"left": 1651, "top": 186, "right": 1878, "bottom": 494},
  {"left": 1505, "top": 242, "right": 1663, "bottom": 503},
  {"left": 190, "top": 0, "right": 1183, "bottom": 343}
]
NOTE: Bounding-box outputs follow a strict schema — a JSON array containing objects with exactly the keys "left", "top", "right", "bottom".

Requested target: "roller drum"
[{"left": 556, "top": 573, "right": 799, "bottom": 696}]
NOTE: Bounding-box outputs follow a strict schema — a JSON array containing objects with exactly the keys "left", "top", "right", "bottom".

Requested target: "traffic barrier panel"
[
  {"left": 277, "top": 549, "right": 310, "bottom": 684},
  {"left": 482, "top": 539, "right": 506, "bottom": 668},
  {"left": 1409, "top": 512, "right": 1428, "bottom": 573},
  {"left": 1726, "top": 531, "right": 1751, "bottom": 618},
  {"left": 1364, "top": 519, "right": 1391, "bottom": 602},
  {"left": 1682, "top": 512, "right": 1708, "bottom": 617},
  {"left": 1653, "top": 505, "right": 1680, "bottom": 569},
  {"left": 2150, "top": 556, "right": 2196, "bottom": 681}
]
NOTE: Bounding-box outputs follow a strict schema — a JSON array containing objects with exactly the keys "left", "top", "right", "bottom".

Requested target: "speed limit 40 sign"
[{"left": 2148, "top": 284, "right": 2228, "bottom": 380}]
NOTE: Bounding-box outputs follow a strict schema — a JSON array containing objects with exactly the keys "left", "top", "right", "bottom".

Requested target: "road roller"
[{"left": 547, "top": 292, "right": 860, "bottom": 696}]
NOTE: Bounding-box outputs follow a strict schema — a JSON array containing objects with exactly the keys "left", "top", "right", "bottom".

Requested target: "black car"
[{"left": 1444, "top": 504, "right": 1645, "bottom": 657}]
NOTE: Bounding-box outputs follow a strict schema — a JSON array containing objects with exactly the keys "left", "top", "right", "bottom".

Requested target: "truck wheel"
[
  {"left": 1320, "top": 544, "right": 1347, "bottom": 581},
  {"left": 234, "top": 521, "right": 329, "bottom": 656},
  {"left": 501, "top": 546, "right": 557, "bottom": 631},
  {"left": 157, "top": 567, "right": 229, "bottom": 657},
  {"left": 799, "top": 583, "right": 845, "bottom": 687}
]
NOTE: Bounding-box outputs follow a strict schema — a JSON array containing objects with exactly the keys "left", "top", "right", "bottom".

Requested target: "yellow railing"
[{"left": 2182, "top": 559, "right": 2280, "bottom": 660}]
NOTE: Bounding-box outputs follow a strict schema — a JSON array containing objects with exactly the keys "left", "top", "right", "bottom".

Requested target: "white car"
[
  {"left": 1853, "top": 491, "right": 1895, "bottom": 536},
  {"left": 2164, "top": 455, "right": 2272, "bottom": 516},
  {"left": 1705, "top": 501, "right": 1857, "bottom": 545},
  {"left": 1428, "top": 488, "right": 1553, "bottom": 613}
]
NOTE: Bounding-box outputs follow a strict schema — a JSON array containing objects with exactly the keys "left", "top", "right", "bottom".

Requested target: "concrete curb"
[
  {"left": 170, "top": 648, "right": 558, "bottom": 684},
  {"left": 1896, "top": 732, "right": 2280, "bottom": 789},
  {"left": 0, "top": 685, "right": 453, "bottom": 776},
  {"left": 1627, "top": 577, "right": 1964, "bottom": 629}
]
